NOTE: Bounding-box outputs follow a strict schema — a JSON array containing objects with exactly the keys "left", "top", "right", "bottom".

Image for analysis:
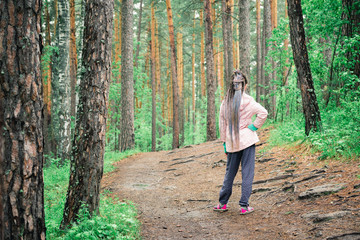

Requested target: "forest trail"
[{"left": 102, "top": 129, "right": 360, "bottom": 240}]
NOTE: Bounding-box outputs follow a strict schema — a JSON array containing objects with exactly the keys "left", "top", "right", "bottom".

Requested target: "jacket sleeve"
[
  {"left": 219, "top": 101, "right": 226, "bottom": 142},
  {"left": 251, "top": 100, "right": 268, "bottom": 129}
]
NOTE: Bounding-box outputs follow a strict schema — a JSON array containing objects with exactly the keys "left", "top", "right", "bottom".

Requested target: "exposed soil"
[{"left": 102, "top": 128, "right": 360, "bottom": 240}]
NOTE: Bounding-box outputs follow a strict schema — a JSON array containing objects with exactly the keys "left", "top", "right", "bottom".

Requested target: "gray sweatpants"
[{"left": 219, "top": 144, "right": 255, "bottom": 207}]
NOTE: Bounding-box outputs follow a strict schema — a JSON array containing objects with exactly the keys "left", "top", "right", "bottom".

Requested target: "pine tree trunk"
[
  {"left": 61, "top": 0, "right": 114, "bottom": 228},
  {"left": 120, "top": 0, "right": 135, "bottom": 152},
  {"left": 52, "top": 0, "right": 71, "bottom": 161},
  {"left": 151, "top": 4, "right": 157, "bottom": 152},
  {"left": 177, "top": 32, "right": 185, "bottom": 146},
  {"left": 222, "top": 0, "right": 234, "bottom": 93},
  {"left": 166, "top": 0, "right": 180, "bottom": 149},
  {"left": 256, "top": 0, "right": 261, "bottom": 102},
  {"left": 287, "top": 0, "right": 321, "bottom": 135},
  {"left": 204, "top": 0, "right": 217, "bottom": 141},
  {"left": 200, "top": 9, "right": 206, "bottom": 98},
  {"left": 271, "top": 0, "right": 278, "bottom": 119},
  {"left": 192, "top": 12, "right": 196, "bottom": 129},
  {"left": 284, "top": 0, "right": 290, "bottom": 115},
  {"left": 69, "top": 0, "right": 78, "bottom": 135},
  {"left": 262, "top": 0, "right": 271, "bottom": 111},
  {"left": 239, "top": 0, "right": 251, "bottom": 81},
  {"left": 342, "top": 0, "right": 360, "bottom": 79},
  {"left": 43, "top": 1, "right": 52, "bottom": 156},
  {"left": 0, "top": 0, "right": 46, "bottom": 238},
  {"left": 135, "top": 0, "right": 143, "bottom": 68}
]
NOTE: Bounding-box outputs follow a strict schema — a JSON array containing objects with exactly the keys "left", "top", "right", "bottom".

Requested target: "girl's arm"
[{"left": 251, "top": 101, "right": 268, "bottom": 130}]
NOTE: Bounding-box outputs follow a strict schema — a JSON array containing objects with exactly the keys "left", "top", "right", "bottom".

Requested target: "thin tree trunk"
[
  {"left": 61, "top": 0, "right": 114, "bottom": 228},
  {"left": 262, "top": 0, "right": 271, "bottom": 111},
  {"left": 287, "top": 0, "right": 321, "bottom": 135},
  {"left": 204, "top": 0, "right": 217, "bottom": 141},
  {"left": 239, "top": 0, "right": 251, "bottom": 80},
  {"left": 77, "top": 0, "right": 85, "bottom": 84},
  {"left": 192, "top": 11, "right": 196, "bottom": 129},
  {"left": 177, "top": 32, "right": 185, "bottom": 146},
  {"left": 200, "top": 9, "right": 206, "bottom": 98},
  {"left": 155, "top": 20, "right": 161, "bottom": 93},
  {"left": 43, "top": 0, "right": 52, "bottom": 156},
  {"left": 166, "top": 0, "right": 180, "bottom": 149},
  {"left": 52, "top": 0, "right": 71, "bottom": 162},
  {"left": 120, "top": 0, "right": 135, "bottom": 152},
  {"left": 0, "top": 0, "right": 46, "bottom": 238},
  {"left": 256, "top": 0, "right": 261, "bottom": 102},
  {"left": 271, "top": 0, "right": 278, "bottom": 119},
  {"left": 69, "top": 0, "right": 78, "bottom": 134},
  {"left": 54, "top": 0, "right": 58, "bottom": 36},
  {"left": 222, "top": 0, "right": 234, "bottom": 93},
  {"left": 284, "top": 0, "right": 290, "bottom": 115},
  {"left": 151, "top": 4, "right": 157, "bottom": 152},
  {"left": 135, "top": 0, "right": 143, "bottom": 68}
]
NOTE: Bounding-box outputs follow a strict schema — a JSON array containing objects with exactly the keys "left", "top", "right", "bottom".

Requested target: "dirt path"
[{"left": 102, "top": 129, "right": 360, "bottom": 239}]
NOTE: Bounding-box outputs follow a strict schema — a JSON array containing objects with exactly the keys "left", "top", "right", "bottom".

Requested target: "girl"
[{"left": 214, "top": 70, "right": 268, "bottom": 214}]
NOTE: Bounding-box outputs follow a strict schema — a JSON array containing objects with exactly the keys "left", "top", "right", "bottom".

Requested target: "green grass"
[
  {"left": 104, "top": 149, "right": 140, "bottom": 173},
  {"left": 268, "top": 107, "right": 360, "bottom": 161},
  {"left": 45, "top": 150, "right": 141, "bottom": 239}
]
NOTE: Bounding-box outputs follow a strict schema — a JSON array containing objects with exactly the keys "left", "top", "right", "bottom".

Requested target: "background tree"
[
  {"left": 0, "top": 0, "right": 46, "bottom": 238},
  {"left": 261, "top": 0, "right": 271, "bottom": 110},
  {"left": 239, "top": 0, "right": 251, "bottom": 81},
  {"left": 70, "top": 0, "right": 78, "bottom": 134},
  {"left": 256, "top": 0, "right": 261, "bottom": 102},
  {"left": 222, "top": 0, "right": 234, "bottom": 92},
  {"left": 166, "top": 0, "right": 180, "bottom": 149},
  {"left": 135, "top": 0, "right": 144, "bottom": 68},
  {"left": 61, "top": 0, "right": 114, "bottom": 228},
  {"left": 204, "top": 0, "right": 217, "bottom": 141},
  {"left": 52, "top": 0, "right": 71, "bottom": 161},
  {"left": 287, "top": 0, "right": 321, "bottom": 135},
  {"left": 151, "top": 3, "right": 157, "bottom": 151},
  {"left": 120, "top": 0, "right": 135, "bottom": 152},
  {"left": 42, "top": 0, "right": 53, "bottom": 155}
]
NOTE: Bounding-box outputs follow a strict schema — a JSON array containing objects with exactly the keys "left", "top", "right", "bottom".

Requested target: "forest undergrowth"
[{"left": 44, "top": 151, "right": 141, "bottom": 239}]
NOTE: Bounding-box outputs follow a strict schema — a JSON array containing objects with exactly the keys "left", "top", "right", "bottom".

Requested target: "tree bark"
[
  {"left": 200, "top": 9, "right": 206, "bottom": 98},
  {"left": 43, "top": 1, "right": 52, "bottom": 155},
  {"left": 61, "top": 0, "right": 114, "bottom": 228},
  {"left": 52, "top": 0, "right": 71, "bottom": 161},
  {"left": 192, "top": 12, "right": 196, "bottom": 129},
  {"left": 120, "top": 0, "right": 135, "bottom": 152},
  {"left": 135, "top": 0, "right": 143, "bottom": 68},
  {"left": 151, "top": 4, "right": 157, "bottom": 152},
  {"left": 239, "top": 0, "right": 251, "bottom": 82},
  {"left": 0, "top": 0, "right": 46, "bottom": 238},
  {"left": 271, "top": 0, "right": 278, "bottom": 119},
  {"left": 165, "top": 0, "right": 180, "bottom": 149},
  {"left": 262, "top": 0, "right": 271, "bottom": 111},
  {"left": 204, "top": 0, "right": 217, "bottom": 141},
  {"left": 341, "top": 0, "right": 360, "bottom": 79},
  {"left": 177, "top": 32, "right": 185, "bottom": 146},
  {"left": 222, "top": 0, "right": 234, "bottom": 93},
  {"left": 287, "top": 0, "right": 321, "bottom": 135},
  {"left": 69, "top": 0, "right": 78, "bottom": 136},
  {"left": 256, "top": 0, "right": 261, "bottom": 102}
]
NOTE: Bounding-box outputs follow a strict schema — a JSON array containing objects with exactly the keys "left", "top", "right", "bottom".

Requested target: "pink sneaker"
[
  {"left": 240, "top": 206, "right": 254, "bottom": 215},
  {"left": 213, "top": 204, "right": 228, "bottom": 212}
]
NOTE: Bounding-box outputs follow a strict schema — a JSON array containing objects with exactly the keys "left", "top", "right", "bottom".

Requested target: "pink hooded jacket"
[{"left": 219, "top": 93, "right": 268, "bottom": 153}]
